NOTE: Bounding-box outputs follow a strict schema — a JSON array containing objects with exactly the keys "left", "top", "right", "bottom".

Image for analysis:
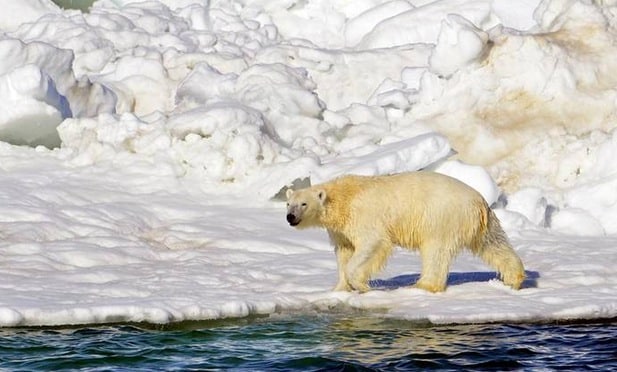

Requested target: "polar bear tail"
[{"left": 474, "top": 206, "right": 526, "bottom": 290}]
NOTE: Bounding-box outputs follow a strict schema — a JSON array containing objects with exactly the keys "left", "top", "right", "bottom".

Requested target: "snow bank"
[
  {"left": 407, "top": 0, "right": 617, "bottom": 192},
  {"left": 0, "top": 0, "right": 60, "bottom": 32},
  {"left": 356, "top": 0, "right": 498, "bottom": 49},
  {"left": 0, "top": 152, "right": 612, "bottom": 327},
  {"left": 0, "top": 0, "right": 616, "bottom": 326},
  {"left": 0, "top": 157, "right": 614, "bottom": 327},
  {"left": 0, "top": 37, "right": 115, "bottom": 147}
]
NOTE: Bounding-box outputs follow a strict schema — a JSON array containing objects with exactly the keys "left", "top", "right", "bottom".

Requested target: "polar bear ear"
[
  {"left": 317, "top": 189, "right": 327, "bottom": 204},
  {"left": 285, "top": 189, "right": 294, "bottom": 200}
]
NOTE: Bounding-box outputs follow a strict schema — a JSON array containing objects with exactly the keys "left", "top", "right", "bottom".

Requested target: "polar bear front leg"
[
  {"left": 346, "top": 238, "right": 392, "bottom": 293},
  {"left": 329, "top": 231, "right": 354, "bottom": 291},
  {"left": 333, "top": 245, "right": 353, "bottom": 291}
]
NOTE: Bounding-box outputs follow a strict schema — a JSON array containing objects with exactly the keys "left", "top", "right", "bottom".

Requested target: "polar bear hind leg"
[{"left": 474, "top": 209, "right": 526, "bottom": 290}]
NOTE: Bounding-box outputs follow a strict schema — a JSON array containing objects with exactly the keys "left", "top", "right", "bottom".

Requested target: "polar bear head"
[{"left": 285, "top": 188, "right": 326, "bottom": 228}]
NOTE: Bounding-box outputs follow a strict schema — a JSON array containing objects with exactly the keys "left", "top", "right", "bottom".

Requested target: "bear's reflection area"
[
  {"left": 305, "top": 315, "right": 606, "bottom": 369},
  {"left": 321, "top": 316, "right": 511, "bottom": 367}
]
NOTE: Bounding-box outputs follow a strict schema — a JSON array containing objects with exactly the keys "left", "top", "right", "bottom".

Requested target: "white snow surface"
[{"left": 0, "top": 0, "right": 616, "bottom": 326}]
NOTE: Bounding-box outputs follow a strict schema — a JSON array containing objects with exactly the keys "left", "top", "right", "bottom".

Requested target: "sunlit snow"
[{"left": 0, "top": 0, "right": 615, "bottom": 326}]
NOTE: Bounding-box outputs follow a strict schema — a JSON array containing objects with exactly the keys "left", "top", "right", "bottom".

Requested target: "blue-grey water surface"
[{"left": 0, "top": 314, "right": 615, "bottom": 371}]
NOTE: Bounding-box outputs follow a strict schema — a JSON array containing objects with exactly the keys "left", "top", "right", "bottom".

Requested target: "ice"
[
  {"left": 255, "top": 44, "right": 432, "bottom": 111},
  {"left": 0, "top": 65, "right": 68, "bottom": 148},
  {"left": 0, "top": 0, "right": 616, "bottom": 327},
  {"left": 0, "top": 37, "right": 115, "bottom": 147},
  {"left": 0, "top": 0, "right": 60, "bottom": 32},
  {"left": 428, "top": 14, "right": 489, "bottom": 77},
  {"left": 431, "top": 160, "right": 500, "bottom": 206},
  {"left": 492, "top": 0, "right": 541, "bottom": 31},
  {"left": 356, "top": 0, "right": 498, "bottom": 49},
  {"left": 504, "top": 188, "right": 550, "bottom": 227},
  {"left": 344, "top": 1, "right": 416, "bottom": 47}
]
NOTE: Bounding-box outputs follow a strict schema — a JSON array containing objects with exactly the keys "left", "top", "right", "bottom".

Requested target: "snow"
[{"left": 0, "top": 0, "right": 616, "bottom": 327}]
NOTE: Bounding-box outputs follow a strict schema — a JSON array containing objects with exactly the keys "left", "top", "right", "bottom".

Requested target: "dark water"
[{"left": 0, "top": 314, "right": 615, "bottom": 371}]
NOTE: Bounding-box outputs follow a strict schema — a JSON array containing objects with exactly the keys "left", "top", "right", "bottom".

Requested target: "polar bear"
[{"left": 285, "top": 171, "right": 525, "bottom": 293}]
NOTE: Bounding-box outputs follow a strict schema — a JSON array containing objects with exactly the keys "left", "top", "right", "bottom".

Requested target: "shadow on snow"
[{"left": 370, "top": 271, "right": 540, "bottom": 290}]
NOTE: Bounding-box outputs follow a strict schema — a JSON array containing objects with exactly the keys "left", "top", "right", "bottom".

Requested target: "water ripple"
[{"left": 0, "top": 317, "right": 615, "bottom": 370}]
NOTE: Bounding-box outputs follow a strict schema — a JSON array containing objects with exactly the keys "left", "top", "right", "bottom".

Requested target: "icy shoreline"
[
  {"left": 0, "top": 0, "right": 616, "bottom": 326},
  {"left": 0, "top": 153, "right": 615, "bottom": 327}
]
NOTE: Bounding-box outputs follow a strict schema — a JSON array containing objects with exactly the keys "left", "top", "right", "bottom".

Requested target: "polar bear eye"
[{"left": 301, "top": 203, "right": 307, "bottom": 207}]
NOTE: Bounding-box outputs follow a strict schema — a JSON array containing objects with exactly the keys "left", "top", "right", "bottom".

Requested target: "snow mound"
[
  {"left": 0, "top": 38, "right": 115, "bottom": 147},
  {"left": 0, "top": 0, "right": 616, "bottom": 327}
]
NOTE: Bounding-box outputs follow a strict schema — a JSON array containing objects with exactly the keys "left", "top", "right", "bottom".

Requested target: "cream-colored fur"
[{"left": 286, "top": 171, "right": 525, "bottom": 293}]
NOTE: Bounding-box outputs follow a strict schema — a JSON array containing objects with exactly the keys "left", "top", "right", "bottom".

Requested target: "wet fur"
[{"left": 286, "top": 171, "right": 525, "bottom": 293}]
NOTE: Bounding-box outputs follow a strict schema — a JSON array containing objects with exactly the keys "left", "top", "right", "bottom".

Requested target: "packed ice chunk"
[
  {"left": 0, "top": 38, "right": 115, "bottom": 148},
  {"left": 505, "top": 188, "right": 550, "bottom": 227},
  {"left": 167, "top": 103, "right": 280, "bottom": 182},
  {"left": 0, "top": 0, "right": 60, "bottom": 31},
  {"left": 0, "top": 65, "right": 69, "bottom": 148},
  {"left": 428, "top": 14, "right": 489, "bottom": 77},
  {"left": 431, "top": 159, "right": 500, "bottom": 206},
  {"left": 492, "top": 0, "right": 541, "bottom": 31},
  {"left": 356, "top": 0, "right": 496, "bottom": 49},
  {"left": 345, "top": 1, "right": 415, "bottom": 47}
]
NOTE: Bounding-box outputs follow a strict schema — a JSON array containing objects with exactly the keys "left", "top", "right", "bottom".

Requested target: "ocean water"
[{"left": 0, "top": 314, "right": 615, "bottom": 371}]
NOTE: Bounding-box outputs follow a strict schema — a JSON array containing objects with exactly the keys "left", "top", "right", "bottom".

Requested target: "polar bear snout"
[
  {"left": 286, "top": 189, "right": 322, "bottom": 228},
  {"left": 286, "top": 213, "right": 300, "bottom": 226},
  {"left": 286, "top": 202, "right": 306, "bottom": 227}
]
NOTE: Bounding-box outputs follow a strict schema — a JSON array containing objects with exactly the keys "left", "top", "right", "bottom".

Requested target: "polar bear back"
[{"left": 321, "top": 171, "right": 488, "bottom": 249}]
